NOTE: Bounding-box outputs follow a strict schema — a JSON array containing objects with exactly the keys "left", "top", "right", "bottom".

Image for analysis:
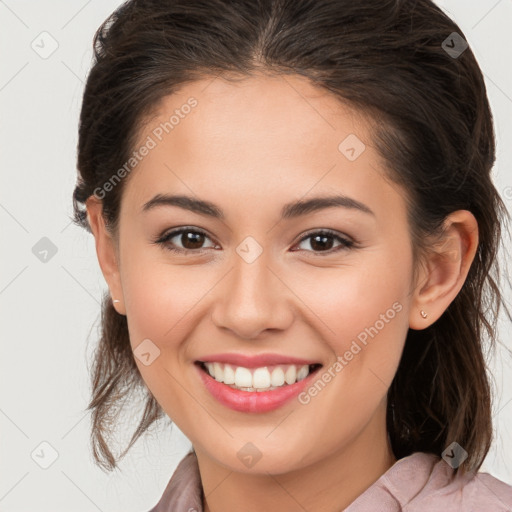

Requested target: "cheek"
[
  {"left": 120, "top": 252, "right": 208, "bottom": 419},
  {"left": 290, "top": 259, "right": 411, "bottom": 430},
  {"left": 294, "top": 250, "right": 411, "bottom": 342},
  {"left": 289, "top": 249, "right": 412, "bottom": 402},
  {"left": 121, "top": 243, "right": 210, "bottom": 345}
]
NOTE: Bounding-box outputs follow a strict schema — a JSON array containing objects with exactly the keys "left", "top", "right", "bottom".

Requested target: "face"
[{"left": 97, "top": 73, "right": 418, "bottom": 474}]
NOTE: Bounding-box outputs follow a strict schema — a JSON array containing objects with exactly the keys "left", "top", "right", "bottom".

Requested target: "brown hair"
[{"left": 72, "top": 0, "right": 511, "bottom": 473}]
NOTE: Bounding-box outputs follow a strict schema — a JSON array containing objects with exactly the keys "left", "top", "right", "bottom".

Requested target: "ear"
[
  {"left": 86, "top": 196, "right": 126, "bottom": 315},
  {"left": 409, "top": 210, "right": 479, "bottom": 329}
]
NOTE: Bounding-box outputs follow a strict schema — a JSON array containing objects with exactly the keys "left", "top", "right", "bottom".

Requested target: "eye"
[
  {"left": 153, "top": 227, "right": 218, "bottom": 254},
  {"left": 292, "top": 229, "right": 355, "bottom": 255},
  {"left": 153, "top": 227, "right": 355, "bottom": 256}
]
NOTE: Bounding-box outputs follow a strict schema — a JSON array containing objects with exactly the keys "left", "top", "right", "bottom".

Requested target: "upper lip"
[{"left": 196, "top": 352, "right": 322, "bottom": 368}]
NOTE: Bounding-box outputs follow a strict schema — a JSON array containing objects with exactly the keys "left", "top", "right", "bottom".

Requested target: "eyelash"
[{"left": 152, "top": 226, "right": 356, "bottom": 256}]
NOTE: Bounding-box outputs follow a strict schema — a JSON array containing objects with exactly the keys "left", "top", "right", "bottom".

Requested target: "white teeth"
[
  {"left": 253, "top": 367, "right": 271, "bottom": 389},
  {"left": 296, "top": 365, "right": 309, "bottom": 381},
  {"left": 234, "top": 367, "right": 253, "bottom": 387},
  {"left": 213, "top": 362, "right": 223, "bottom": 382},
  {"left": 202, "top": 362, "right": 315, "bottom": 391},
  {"left": 284, "top": 366, "right": 296, "bottom": 385},
  {"left": 206, "top": 362, "right": 215, "bottom": 377},
  {"left": 223, "top": 364, "right": 235, "bottom": 384},
  {"left": 271, "top": 367, "right": 285, "bottom": 387}
]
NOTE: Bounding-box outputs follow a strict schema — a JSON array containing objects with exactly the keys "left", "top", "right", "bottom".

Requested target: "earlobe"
[
  {"left": 85, "top": 197, "right": 126, "bottom": 315},
  {"left": 409, "top": 210, "right": 479, "bottom": 330}
]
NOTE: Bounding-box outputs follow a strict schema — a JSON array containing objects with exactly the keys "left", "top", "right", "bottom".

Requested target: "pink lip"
[
  {"left": 195, "top": 362, "right": 322, "bottom": 413},
  {"left": 196, "top": 352, "right": 321, "bottom": 368}
]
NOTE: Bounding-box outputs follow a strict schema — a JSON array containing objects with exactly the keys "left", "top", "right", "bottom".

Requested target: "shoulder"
[
  {"left": 456, "top": 469, "right": 512, "bottom": 510},
  {"left": 345, "top": 452, "right": 512, "bottom": 511},
  {"left": 147, "top": 451, "right": 203, "bottom": 512},
  {"left": 399, "top": 453, "right": 512, "bottom": 511}
]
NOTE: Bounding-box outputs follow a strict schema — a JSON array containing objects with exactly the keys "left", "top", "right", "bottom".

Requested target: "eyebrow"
[{"left": 141, "top": 193, "right": 375, "bottom": 219}]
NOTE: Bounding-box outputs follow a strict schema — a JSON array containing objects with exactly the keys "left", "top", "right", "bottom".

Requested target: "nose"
[{"left": 210, "top": 251, "right": 294, "bottom": 340}]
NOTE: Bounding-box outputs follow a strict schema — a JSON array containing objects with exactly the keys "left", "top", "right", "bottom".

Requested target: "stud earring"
[
  {"left": 420, "top": 310, "right": 428, "bottom": 319},
  {"left": 113, "top": 299, "right": 120, "bottom": 304}
]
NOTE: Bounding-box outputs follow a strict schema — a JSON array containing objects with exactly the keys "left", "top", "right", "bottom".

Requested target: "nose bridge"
[{"left": 210, "top": 240, "right": 293, "bottom": 339}]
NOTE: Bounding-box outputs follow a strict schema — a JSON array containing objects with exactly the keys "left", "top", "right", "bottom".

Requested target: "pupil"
[
  {"left": 311, "top": 234, "right": 333, "bottom": 251},
  {"left": 183, "top": 231, "right": 204, "bottom": 249}
]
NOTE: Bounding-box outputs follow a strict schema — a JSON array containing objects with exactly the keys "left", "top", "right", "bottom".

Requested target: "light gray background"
[{"left": 1, "top": 1, "right": 511, "bottom": 510}]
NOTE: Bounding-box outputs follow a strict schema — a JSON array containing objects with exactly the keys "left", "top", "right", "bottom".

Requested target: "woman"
[{"left": 72, "top": 0, "right": 512, "bottom": 510}]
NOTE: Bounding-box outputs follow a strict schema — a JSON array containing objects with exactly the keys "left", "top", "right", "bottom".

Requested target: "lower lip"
[{"left": 195, "top": 363, "right": 321, "bottom": 413}]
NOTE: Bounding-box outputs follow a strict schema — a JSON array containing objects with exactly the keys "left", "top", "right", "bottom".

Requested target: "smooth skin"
[{"left": 87, "top": 73, "right": 478, "bottom": 512}]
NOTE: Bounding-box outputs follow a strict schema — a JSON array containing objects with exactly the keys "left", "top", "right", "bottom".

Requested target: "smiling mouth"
[{"left": 195, "top": 361, "right": 323, "bottom": 391}]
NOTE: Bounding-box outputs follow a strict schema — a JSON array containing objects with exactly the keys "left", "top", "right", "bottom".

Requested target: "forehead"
[
  {"left": 121, "top": 73, "right": 401, "bottom": 224},
  {"left": 147, "top": 72, "right": 370, "bottom": 156}
]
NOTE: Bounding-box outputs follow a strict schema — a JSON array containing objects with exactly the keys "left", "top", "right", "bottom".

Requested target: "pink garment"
[{"left": 148, "top": 450, "right": 512, "bottom": 511}]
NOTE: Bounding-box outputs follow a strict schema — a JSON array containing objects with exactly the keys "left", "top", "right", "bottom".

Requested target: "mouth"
[{"left": 194, "top": 360, "right": 323, "bottom": 392}]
